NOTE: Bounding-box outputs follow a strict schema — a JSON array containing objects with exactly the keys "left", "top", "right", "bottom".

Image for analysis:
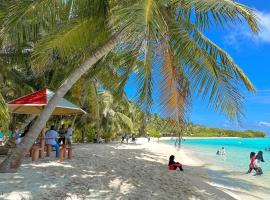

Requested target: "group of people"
[
  {"left": 45, "top": 124, "right": 73, "bottom": 158},
  {"left": 216, "top": 147, "right": 226, "bottom": 156},
  {"left": 247, "top": 151, "right": 265, "bottom": 176},
  {"left": 121, "top": 133, "right": 136, "bottom": 143}
]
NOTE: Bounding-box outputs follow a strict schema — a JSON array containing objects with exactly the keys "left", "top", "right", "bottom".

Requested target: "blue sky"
[{"left": 126, "top": 1, "right": 270, "bottom": 135}]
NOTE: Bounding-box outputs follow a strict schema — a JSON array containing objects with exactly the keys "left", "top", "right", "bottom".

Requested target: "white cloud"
[
  {"left": 247, "top": 11, "right": 270, "bottom": 43},
  {"left": 224, "top": 11, "right": 270, "bottom": 45},
  {"left": 258, "top": 121, "right": 270, "bottom": 127},
  {"left": 256, "top": 12, "right": 270, "bottom": 43}
]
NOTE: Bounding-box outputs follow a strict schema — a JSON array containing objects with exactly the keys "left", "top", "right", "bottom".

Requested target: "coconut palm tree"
[
  {"left": 0, "top": 0, "right": 259, "bottom": 172},
  {"left": 99, "top": 91, "right": 133, "bottom": 142}
]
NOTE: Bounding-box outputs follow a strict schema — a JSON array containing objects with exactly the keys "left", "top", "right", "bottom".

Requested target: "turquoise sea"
[{"left": 163, "top": 138, "right": 270, "bottom": 176}]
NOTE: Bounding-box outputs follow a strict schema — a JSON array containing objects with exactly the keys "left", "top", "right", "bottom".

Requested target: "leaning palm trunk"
[
  {"left": 0, "top": 34, "right": 120, "bottom": 173},
  {"left": 20, "top": 115, "right": 37, "bottom": 130},
  {"left": 0, "top": 115, "right": 37, "bottom": 155}
]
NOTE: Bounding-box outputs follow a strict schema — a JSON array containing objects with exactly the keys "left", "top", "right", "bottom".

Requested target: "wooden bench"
[
  {"left": 30, "top": 129, "right": 47, "bottom": 161},
  {"left": 59, "top": 144, "right": 72, "bottom": 162},
  {"left": 45, "top": 144, "right": 52, "bottom": 157}
]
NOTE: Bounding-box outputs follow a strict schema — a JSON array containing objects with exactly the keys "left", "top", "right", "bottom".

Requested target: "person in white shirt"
[
  {"left": 45, "top": 125, "right": 59, "bottom": 158},
  {"left": 66, "top": 124, "right": 73, "bottom": 145},
  {"left": 220, "top": 147, "right": 226, "bottom": 155}
]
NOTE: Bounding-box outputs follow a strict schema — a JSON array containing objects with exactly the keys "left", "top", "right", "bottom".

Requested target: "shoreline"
[
  {"left": 157, "top": 138, "right": 270, "bottom": 200},
  {"left": 0, "top": 139, "right": 269, "bottom": 199}
]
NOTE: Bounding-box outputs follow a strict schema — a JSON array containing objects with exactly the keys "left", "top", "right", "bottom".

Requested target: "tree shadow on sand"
[{"left": 0, "top": 143, "right": 269, "bottom": 200}]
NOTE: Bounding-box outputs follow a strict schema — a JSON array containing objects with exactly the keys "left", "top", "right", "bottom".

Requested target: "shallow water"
[{"left": 163, "top": 138, "right": 270, "bottom": 178}]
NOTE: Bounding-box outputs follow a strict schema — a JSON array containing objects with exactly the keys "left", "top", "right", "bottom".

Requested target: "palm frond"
[
  {"left": 31, "top": 17, "right": 109, "bottom": 72},
  {"left": 115, "top": 112, "right": 133, "bottom": 132},
  {"left": 0, "top": 91, "right": 10, "bottom": 132},
  {"left": 137, "top": 32, "right": 153, "bottom": 111},
  {"left": 166, "top": 13, "right": 251, "bottom": 121},
  {"left": 160, "top": 43, "right": 190, "bottom": 125},
  {"left": 178, "top": 18, "right": 255, "bottom": 91},
  {"left": 174, "top": 0, "right": 259, "bottom": 32}
]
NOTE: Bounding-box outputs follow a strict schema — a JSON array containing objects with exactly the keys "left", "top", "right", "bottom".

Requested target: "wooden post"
[
  {"left": 46, "top": 145, "right": 51, "bottom": 157},
  {"left": 62, "top": 144, "right": 66, "bottom": 158},
  {"left": 39, "top": 128, "right": 46, "bottom": 158},
  {"left": 59, "top": 147, "right": 64, "bottom": 162},
  {"left": 32, "top": 147, "right": 39, "bottom": 161}
]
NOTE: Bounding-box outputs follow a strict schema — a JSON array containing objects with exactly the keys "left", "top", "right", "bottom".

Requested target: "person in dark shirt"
[
  {"left": 58, "top": 124, "right": 66, "bottom": 144},
  {"left": 168, "top": 155, "right": 183, "bottom": 171}
]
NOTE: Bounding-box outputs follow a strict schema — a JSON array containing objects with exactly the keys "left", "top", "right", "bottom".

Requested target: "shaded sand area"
[{"left": 0, "top": 139, "right": 268, "bottom": 200}]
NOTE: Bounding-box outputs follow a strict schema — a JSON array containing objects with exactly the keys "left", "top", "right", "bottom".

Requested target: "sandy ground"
[{"left": 0, "top": 138, "right": 268, "bottom": 200}]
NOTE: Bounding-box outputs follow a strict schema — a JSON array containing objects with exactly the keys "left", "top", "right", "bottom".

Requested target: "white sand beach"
[{"left": 0, "top": 138, "right": 269, "bottom": 200}]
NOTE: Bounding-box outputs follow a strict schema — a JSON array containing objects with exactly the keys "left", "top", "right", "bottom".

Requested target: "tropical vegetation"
[{"left": 0, "top": 0, "right": 260, "bottom": 172}]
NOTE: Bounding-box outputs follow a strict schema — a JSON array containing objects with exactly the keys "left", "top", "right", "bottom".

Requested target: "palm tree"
[{"left": 0, "top": 0, "right": 259, "bottom": 172}]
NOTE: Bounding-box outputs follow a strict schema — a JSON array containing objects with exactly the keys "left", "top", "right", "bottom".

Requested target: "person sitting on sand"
[
  {"left": 168, "top": 155, "right": 183, "bottom": 171},
  {"left": 246, "top": 152, "right": 256, "bottom": 174},
  {"left": 254, "top": 151, "right": 265, "bottom": 176}
]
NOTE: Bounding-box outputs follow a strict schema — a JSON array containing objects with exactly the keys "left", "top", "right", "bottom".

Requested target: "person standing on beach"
[
  {"left": 246, "top": 152, "right": 256, "bottom": 174},
  {"left": 254, "top": 151, "right": 265, "bottom": 176},
  {"left": 126, "top": 134, "right": 129, "bottom": 144},
  {"left": 66, "top": 124, "right": 73, "bottom": 144},
  {"left": 220, "top": 147, "right": 226, "bottom": 155},
  {"left": 121, "top": 133, "right": 125, "bottom": 143},
  {"left": 58, "top": 124, "right": 66, "bottom": 144}
]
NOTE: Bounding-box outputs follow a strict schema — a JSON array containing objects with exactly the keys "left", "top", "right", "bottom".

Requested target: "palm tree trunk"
[
  {"left": 10, "top": 114, "right": 17, "bottom": 135},
  {"left": 20, "top": 115, "right": 37, "bottom": 131},
  {"left": 0, "top": 34, "right": 120, "bottom": 173},
  {"left": 0, "top": 115, "right": 37, "bottom": 155}
]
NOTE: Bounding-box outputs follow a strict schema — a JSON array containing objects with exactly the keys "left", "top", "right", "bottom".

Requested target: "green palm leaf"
[{"left": 0, "top": 92, "right": 10, "bottom": 133}]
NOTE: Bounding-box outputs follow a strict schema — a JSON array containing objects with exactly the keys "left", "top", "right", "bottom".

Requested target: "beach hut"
[
  {"left": 6, "top": 88, "right": 86, "bottom": 161},
  {"left": 7, "top": 88, "right": 86, "bottom": 115}
]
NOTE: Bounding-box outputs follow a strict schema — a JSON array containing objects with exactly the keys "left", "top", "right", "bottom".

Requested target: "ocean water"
[{"left": 163, "top": 138, "right": 270, "bottom": 176}]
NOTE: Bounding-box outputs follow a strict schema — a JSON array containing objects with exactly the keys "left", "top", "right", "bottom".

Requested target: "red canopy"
[{"left": 7, "top": 88, "right": 86, "bottom": 115}]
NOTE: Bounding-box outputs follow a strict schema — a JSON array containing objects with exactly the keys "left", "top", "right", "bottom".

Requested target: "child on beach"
[
  {"left": 246, "top": 152, "right": 256, "bottom": 174},
  {"left": 168, "top": 155, "right": 183, "bottom": 171}
]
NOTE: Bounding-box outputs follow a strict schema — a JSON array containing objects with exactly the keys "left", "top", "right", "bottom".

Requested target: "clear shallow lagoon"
[{"left": 163, "top": 138, "right": 270, "bottom": 176}]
